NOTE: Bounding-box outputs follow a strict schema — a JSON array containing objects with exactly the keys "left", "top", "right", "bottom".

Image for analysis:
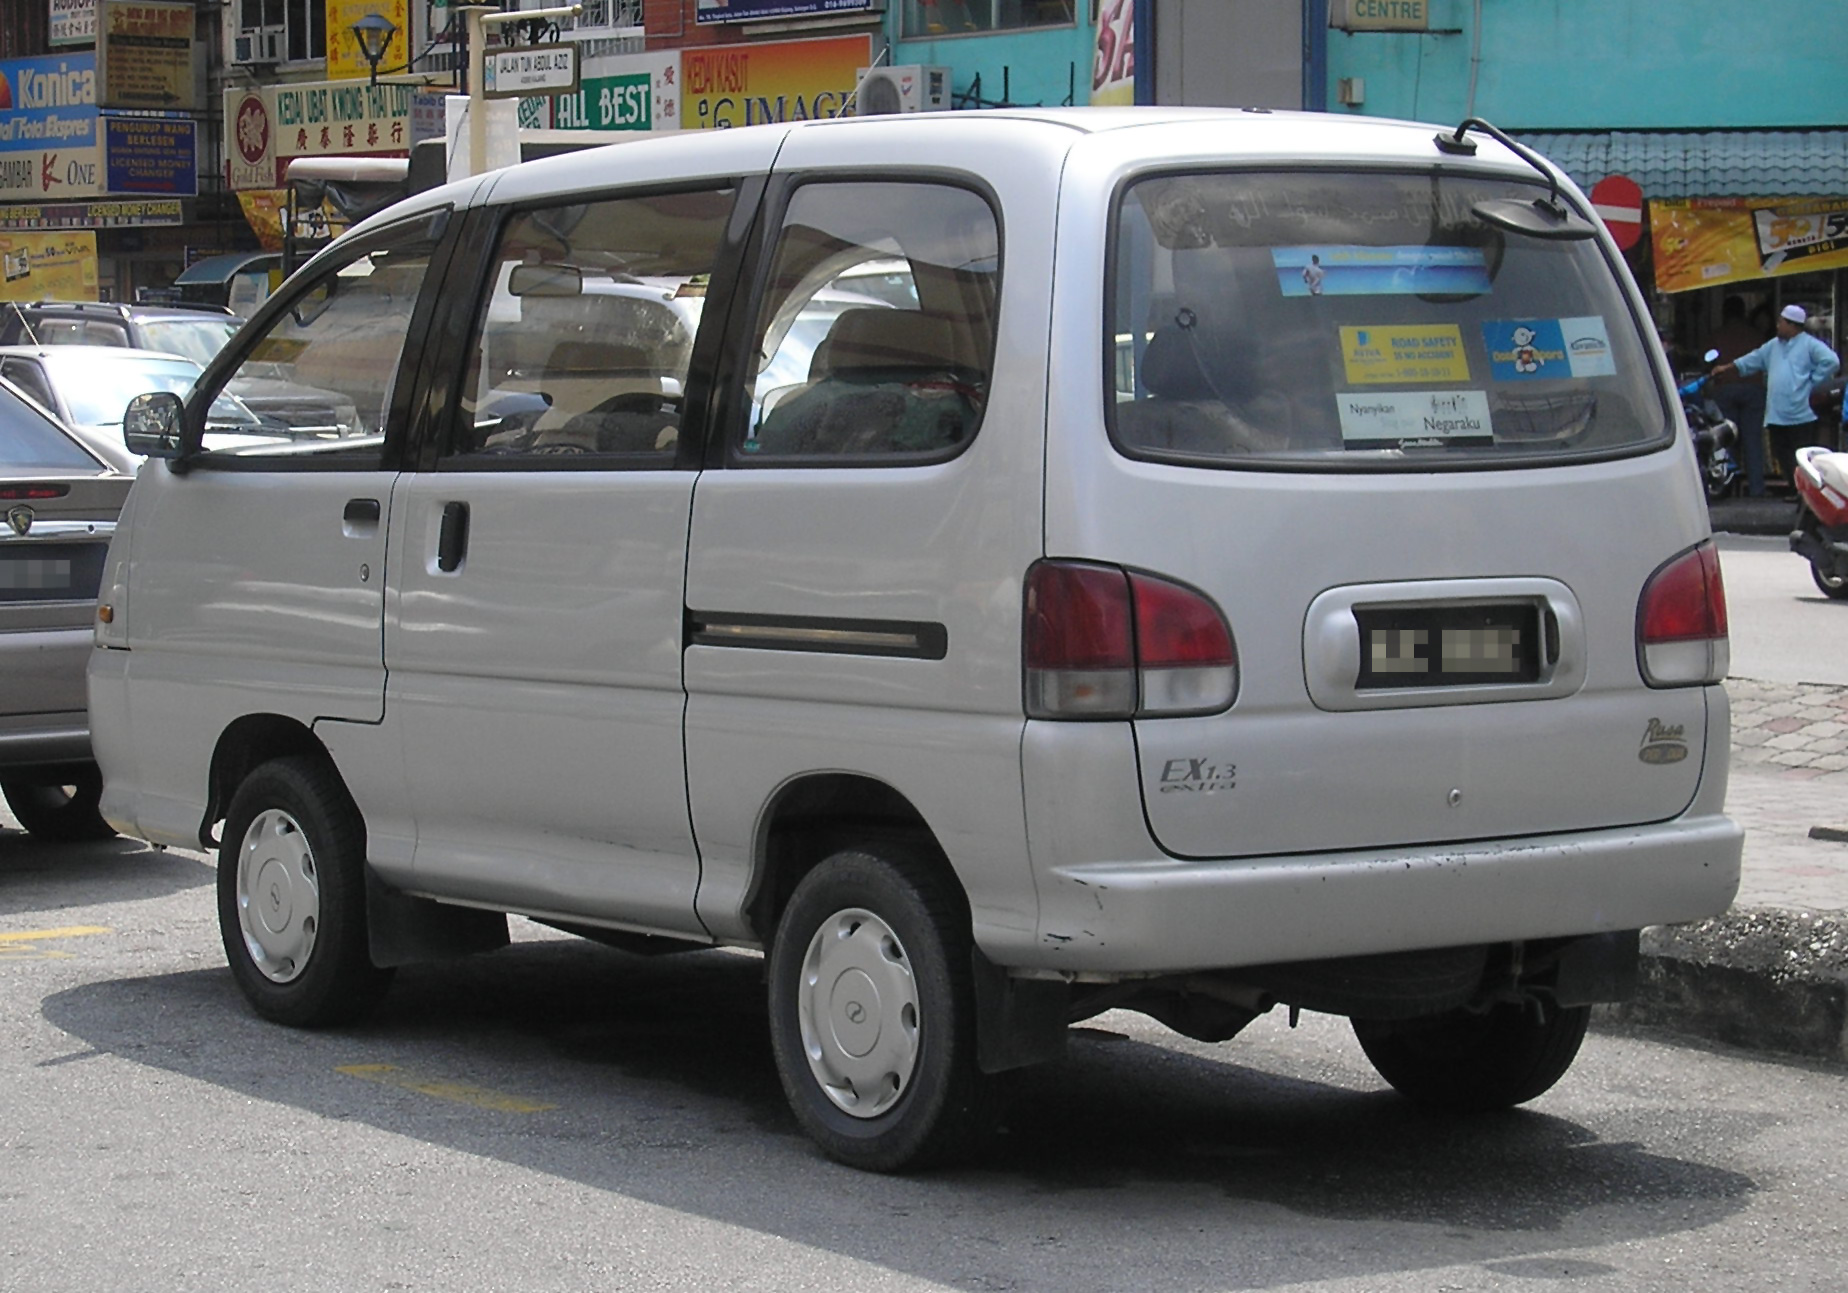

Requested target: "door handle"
[
  {"left": 437, "top": 501, "right": 470, "bottom": 573},
  {"left": 342, "top": 497, "right": 381, "bottom": 536}
]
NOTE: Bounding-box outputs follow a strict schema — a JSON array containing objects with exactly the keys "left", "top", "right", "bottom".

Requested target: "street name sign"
[{"left": 484, "top": 43, "right": 580, "bottom": 100}]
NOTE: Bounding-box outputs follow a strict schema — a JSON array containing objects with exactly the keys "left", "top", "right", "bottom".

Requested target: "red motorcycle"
[{"left": 1790, "top": 445, "right": 1848, "bottom": 599}]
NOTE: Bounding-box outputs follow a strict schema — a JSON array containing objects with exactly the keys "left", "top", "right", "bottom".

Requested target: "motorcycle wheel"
[{"left": 1812, "top": 560, "right": 1848, "bottom": 600}]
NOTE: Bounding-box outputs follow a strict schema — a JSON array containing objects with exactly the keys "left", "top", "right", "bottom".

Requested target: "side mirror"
[{"left": 124, "top": 390, "right": 185, "bottom": 458}]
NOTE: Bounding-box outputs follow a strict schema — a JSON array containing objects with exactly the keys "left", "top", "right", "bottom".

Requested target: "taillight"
[
  {"left": 1637, "top": 542, "right": 1729, "bottom": 687},
  {"left": 1024, "top": 560, "right": 1237, "bottom": 719}
]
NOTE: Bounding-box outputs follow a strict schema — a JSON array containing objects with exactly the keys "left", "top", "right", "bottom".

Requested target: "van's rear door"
[{"left": 1047, "top": 148, "right": 1717, "bottom": 860}]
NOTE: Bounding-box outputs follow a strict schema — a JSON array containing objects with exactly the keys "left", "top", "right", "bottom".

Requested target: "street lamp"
[{"left": 349, "top": 11, "right": 398, "bottom": 87}]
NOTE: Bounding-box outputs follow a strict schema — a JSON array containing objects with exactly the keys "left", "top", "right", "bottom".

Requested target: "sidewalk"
[{"left": 1601, "top": 675, "right": 1848, "bottom": 1061}]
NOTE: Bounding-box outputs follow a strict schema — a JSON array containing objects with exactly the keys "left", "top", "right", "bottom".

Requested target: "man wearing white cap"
[{"left": 1712, "top": 304, "right": 1840, "bottom": 486}]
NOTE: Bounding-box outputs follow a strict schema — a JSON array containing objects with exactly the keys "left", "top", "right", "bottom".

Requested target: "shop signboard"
[
  {"left": 226, "top": 87, "right": 279, "bottom": 190},
  {"left": 97, "top": 1, "right": 195, "bottom": 110},
  {"left": 0, "top": 198, "right": 181, "bottom": 230},
  {"left": 0, "top": 230, "right": 99, "bottom": 302},
  {"left": 326, "top": 0, "right": 412, "bottom": 83},
  {"left": 695, "top": 0, "right": 876, "bottom": 23},
  {"left": 682, "top": 34, "right": 868, "bottom": 129},
  {"left": 49, "top": 0, "right": 99, "bottom": 47},
  {"left": 1091, "top": 0, "right": 1135, "bottom": 106},
  {"left": 102, "top": 111, "right": 195, "bottom": 194},
  {"left": 0, "top": 53, "right": 105, "bottom": 201},
  {"left": 1652, "top": 196, "right": 1848, "bottom": 294},
  {"left": 272, "top": 79, "right": 413, "bottom": 163},
  {"left": 551, "top": 52, "right": 678, "bottom": 132}
]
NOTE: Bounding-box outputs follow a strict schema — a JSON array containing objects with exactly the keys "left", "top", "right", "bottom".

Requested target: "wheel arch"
[{"left": 199, "top": 713, "right": 329, "bottom": 851}]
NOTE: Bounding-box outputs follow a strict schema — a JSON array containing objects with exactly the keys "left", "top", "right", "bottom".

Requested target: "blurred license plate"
[
  {"left": 0, "top": 543, "right": 104, "bottom": 602},
  {"left": 1354, "top": 603, "right": 1541, "bottom": 690}
]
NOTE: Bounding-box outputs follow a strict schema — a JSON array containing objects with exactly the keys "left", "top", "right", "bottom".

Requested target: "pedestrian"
[
  {"left": 1703, "top": 295, "right": 1770, "bottom": 495},
  {"left": 1301, "top": 253, "right": 1325, "bottom": 296},
  {"left": 1711, "top": 304, "right": 1840, "bottom": 489}
]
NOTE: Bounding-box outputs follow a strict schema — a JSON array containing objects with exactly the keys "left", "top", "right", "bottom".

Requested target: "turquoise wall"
[
  {"left": 1326, "top": 0, "right": 1848, "bottom": 129},
  {"left": 894, "top": 25, "right": 1098, "bottom": 108}
]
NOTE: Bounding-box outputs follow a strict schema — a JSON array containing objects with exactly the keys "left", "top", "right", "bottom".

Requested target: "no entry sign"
[{"left": 1590, "top": 174, "right": 1644, "bottom": 250}]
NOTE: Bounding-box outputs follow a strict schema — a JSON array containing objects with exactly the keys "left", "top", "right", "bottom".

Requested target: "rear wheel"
[
  {"left": 217, "top": 757, "right": 393, "bottom": 1027},
  {"left": 2, "top": 767, "right": 115, "bottom": 842},
  {"left": 1352, "top": 1000, "right": 1590, "bottom": 1112},
  {"left": 1810, "top": 559, "right": 1848, "bottom": 600},
  {"left": 767, "top": 847, "right": 993, "bottom": 1172}
]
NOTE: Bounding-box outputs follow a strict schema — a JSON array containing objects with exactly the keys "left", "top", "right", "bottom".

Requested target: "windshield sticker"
[
  {"left": 1336, "top": 390, "right": 1494, "bottom": 449},
  {"left": 1482, "top": 317, "right": 1617, "bottom": 380},
  {"left": 1272, "top": 246, "right": 1491, "bottom": 298},
  {"left": 1340, "top": 325, "right": 1470, "bottom": 385}
]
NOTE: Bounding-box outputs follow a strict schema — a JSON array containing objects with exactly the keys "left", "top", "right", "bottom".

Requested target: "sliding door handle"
[{"left": 436, "top": 501, "right": 470, "bottom": 573}]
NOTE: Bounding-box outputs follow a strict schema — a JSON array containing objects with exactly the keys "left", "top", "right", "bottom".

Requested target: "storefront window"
[{"left": 902, "top": 0, "right": 1076, "bottom": 36}]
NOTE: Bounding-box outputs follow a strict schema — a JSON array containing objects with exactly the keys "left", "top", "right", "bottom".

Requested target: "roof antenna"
[
  {"left": 840, "top": 42, "right": 892, "bottom": 118},
  {"left": 7, "top": 301, "right": 39, "bottom": 347}
]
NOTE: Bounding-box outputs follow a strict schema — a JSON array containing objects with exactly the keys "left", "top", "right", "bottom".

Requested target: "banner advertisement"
[
  {"left": 325, "top": 0, "right": 412, "bottom": 82},
  {"left": 0, "top": 54, "right": 104, "bottom": 200},
  {"left": 552, "top": 52, "right": 679, "bottom": 132},
  {"left": 98, "top": 1, "right": 195, "bottom": 110},
  {"left": 0, "top": 198, "right": 181, "bottom": 230},
  {"left": 1091, "top": 0, "right": 1134, "bottom": 106},
  {"left": 272, "top": 79, "right": 414, "bottom": 162},
  {"left": 236, "top": 189, "right": 289, "bottom": 252},
  {"left": 695, "top": 0, "right": 876, "bottom": 23},
  {"left": 102, "top": 112, "right": 195, "bottom": 194},
  {"left": 0, "top": 230, "right": 99, "bottom": 301},
  {"left": 682, "top": 35, "right": 869, "bottom": 129},
  {"left": 49, "top": 0, "right": 99, "bottom": 47},
  {"left": 1652, "top": 197, "right": 1848, "bottom": 294}
]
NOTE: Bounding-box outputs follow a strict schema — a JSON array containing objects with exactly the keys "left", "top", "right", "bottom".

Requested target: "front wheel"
[
  {"left": 217, "top": 757, "right": 393, "bottom": 1027},
  {"left": 1811, "top": 559, "right": 1848, "bottom": 600},
  {"left": 1, "top": 766, "right": 115, "bottom": 842},
  {"left": 767, "top": 847, "right": 994, "bottom": 1172},
  {"left": 1353, "top": 1000, "right": 1590, "bottom": 1112}
]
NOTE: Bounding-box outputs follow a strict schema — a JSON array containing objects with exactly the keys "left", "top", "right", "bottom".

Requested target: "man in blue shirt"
[{"left": 1712, "top": 303, "right": 1840, "bottom": 486}]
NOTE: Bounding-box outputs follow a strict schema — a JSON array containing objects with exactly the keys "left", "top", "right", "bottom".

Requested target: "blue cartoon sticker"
[{"left": 1481, "top": 317, "right": 1616, "bottom": 380}]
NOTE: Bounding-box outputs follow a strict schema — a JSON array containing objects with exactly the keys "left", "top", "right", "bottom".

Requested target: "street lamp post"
[
  {"left": 456, "top": 4, "right": 582, "bottom": 179},
  {"left": 349, "top": 11, "right": 399, "bottom": 88}
]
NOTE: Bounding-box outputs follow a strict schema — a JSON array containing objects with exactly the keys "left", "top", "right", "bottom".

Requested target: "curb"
[{"left": 1596, "top": 909, "right": 1848, "bottom": 1062}]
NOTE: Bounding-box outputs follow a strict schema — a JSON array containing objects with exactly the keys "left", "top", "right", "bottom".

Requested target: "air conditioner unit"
[
  {"left": 852, "top": 65, "right": 952, "bottom": 116},
  {"left": 233, "top": 28, "right": 284, "bottom": 66}
]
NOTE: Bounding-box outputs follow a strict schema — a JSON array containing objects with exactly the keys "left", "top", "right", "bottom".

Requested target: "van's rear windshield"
[{"left": 1107, "top": 170, "right": 1671, "bottom": 469}]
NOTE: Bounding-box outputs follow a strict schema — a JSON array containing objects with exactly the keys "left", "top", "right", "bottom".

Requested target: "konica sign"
[{"left": 0, "top": 53, "right": 104, "bottom": 200}]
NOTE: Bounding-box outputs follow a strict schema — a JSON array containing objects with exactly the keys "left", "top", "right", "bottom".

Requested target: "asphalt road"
[
  {"left": 1715, "top": 533, "right": 1848, "bottom": 687},
  {"left": 5, "top": 829, "right": 1848, "bottom": 1293}
]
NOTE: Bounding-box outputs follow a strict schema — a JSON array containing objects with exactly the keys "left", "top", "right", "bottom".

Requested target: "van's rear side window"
[{"left": 1107, "top": 170, "right": 1671, "bottom": 470}]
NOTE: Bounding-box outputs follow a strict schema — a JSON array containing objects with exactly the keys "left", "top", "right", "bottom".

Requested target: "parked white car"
[{"left": 92, "top": 108, "right": 1740, "bottom": 1171}]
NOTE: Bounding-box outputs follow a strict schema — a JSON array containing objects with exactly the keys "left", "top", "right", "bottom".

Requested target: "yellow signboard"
[
  {"left": 1340, "top": 323, "right": 1468, "bottom": 385},
  {"left": 325, "top": 0, "right": 411, "bottom": 83},
  {"left": 99, "top": 1, "right": 195, "bottom": 110},
  {"left": 682, "top": 34, "right": 870, "bottom": 129},
  {"left": 1652, "top": 197, "right": 1848, "bottom": 294},
  {"left": 0, "top": 231, "right": 100, "bottom": 302}
]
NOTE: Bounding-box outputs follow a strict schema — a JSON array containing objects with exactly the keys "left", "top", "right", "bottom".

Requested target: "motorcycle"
[
  {"left": 1678, "top": 348, "right": 1743, "bottom": 501},
  {"left": 1790, "top": 444, "right": 1848, "bottom": 599}
]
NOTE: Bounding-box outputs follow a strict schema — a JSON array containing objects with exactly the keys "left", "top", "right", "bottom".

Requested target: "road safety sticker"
[{"left": 1341, "top": 324, "right": 1470, "bottom": 385}]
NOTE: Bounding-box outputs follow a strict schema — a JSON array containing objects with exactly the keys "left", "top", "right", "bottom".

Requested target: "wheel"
[
  {"left": 1810, "top": 559, "right": 1848, "bottom": 600},
  {"left": 1352, "top": 1000, "right": 1591, "bottom": 1112},
  {"left": 767, "top": 847, "right": 994, "bottom": 1172},
  {"left": 217, "top": 757, "right": 393, "bottom": 1028},
  {"left": 2, "top": 766, "right": 116, "bottom": 842}
]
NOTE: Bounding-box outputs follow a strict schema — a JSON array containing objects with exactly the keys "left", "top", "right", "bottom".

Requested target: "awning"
[
  {"left": 174, "top": 251, "right": 282, "bottom": 286},
  {"left": 1512, "top": 129, "right": 1848, "bottom": 201}
]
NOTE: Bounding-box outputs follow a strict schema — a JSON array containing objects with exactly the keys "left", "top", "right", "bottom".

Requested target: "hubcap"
[
  {"left": 796, "top": 907, "right": 919, "bottom": 1119},
  {"left": 235, "top": 808, "right": 319, "bottom": 983}
]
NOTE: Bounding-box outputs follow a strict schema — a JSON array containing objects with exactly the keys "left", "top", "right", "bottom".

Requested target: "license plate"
[
  {"left": 0, "top": 543, "right": 105, "bottom": 603},
  {"left": 1354, "top": 603, "right": 1541, "bottom": 690}
]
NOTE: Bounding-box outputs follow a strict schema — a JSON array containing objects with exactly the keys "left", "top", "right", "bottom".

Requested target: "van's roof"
[{"left": 347, "top": 106, "right": 1551, "bottom": 247}]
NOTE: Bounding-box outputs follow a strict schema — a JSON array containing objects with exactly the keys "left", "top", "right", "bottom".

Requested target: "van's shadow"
[
  {"left": 0, "top": 828, "right": 212, "bottom": 907},
  {"left": 41, "top": 940, "right": 1756, "bottom": 1288}
]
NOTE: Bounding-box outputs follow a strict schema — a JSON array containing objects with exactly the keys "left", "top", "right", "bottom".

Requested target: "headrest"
[
  {"left": 817, "top": 308, "right": 964, "bottom": 379},
  {"left": 1138, "top": 327, "right": 1216, "bottom": 401}
]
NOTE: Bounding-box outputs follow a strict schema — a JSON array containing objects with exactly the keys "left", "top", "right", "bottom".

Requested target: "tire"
[
  {"left": 1352, "top": 1000, "right": 1591, "bottom": 1112},
  {"left": 2, "top": 766, "right": 116, "bottom": 842},
  {"left": 217, "top": 757, "right": 393, "bottom": 1028},
  {"left": 1810, "top": 560, "right": 1848, "bottom": 600},
  {"left": 767, "top": 847, "right": 994, "bottom": 1172}
]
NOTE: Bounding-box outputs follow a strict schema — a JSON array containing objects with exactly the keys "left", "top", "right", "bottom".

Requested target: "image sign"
[{"left": 683, "top": 34, "right": 868, "bottom": 129}]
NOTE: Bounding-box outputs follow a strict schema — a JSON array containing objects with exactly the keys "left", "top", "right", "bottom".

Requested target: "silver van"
[{"left": 93, "top": 108, "right": 1741, "bottom": 1172}]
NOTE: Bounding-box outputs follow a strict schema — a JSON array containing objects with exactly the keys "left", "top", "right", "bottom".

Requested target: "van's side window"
[
  {"left": 743, "top": 181, "right": 999, "bottom": 460},
  {"left": 449, "top": 187, "right": 738, "bottom": 463},
  {"left": 199, "top": 231, "right": 435, "bottom": 466}
]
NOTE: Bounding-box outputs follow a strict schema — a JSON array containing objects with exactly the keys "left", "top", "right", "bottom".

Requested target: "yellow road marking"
[
  {"left": 336, "top": 1064, "right": 557, "bottom": 1113},
  {"left": 0, "top": 926, "right": 111, "bottom": 959}
]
